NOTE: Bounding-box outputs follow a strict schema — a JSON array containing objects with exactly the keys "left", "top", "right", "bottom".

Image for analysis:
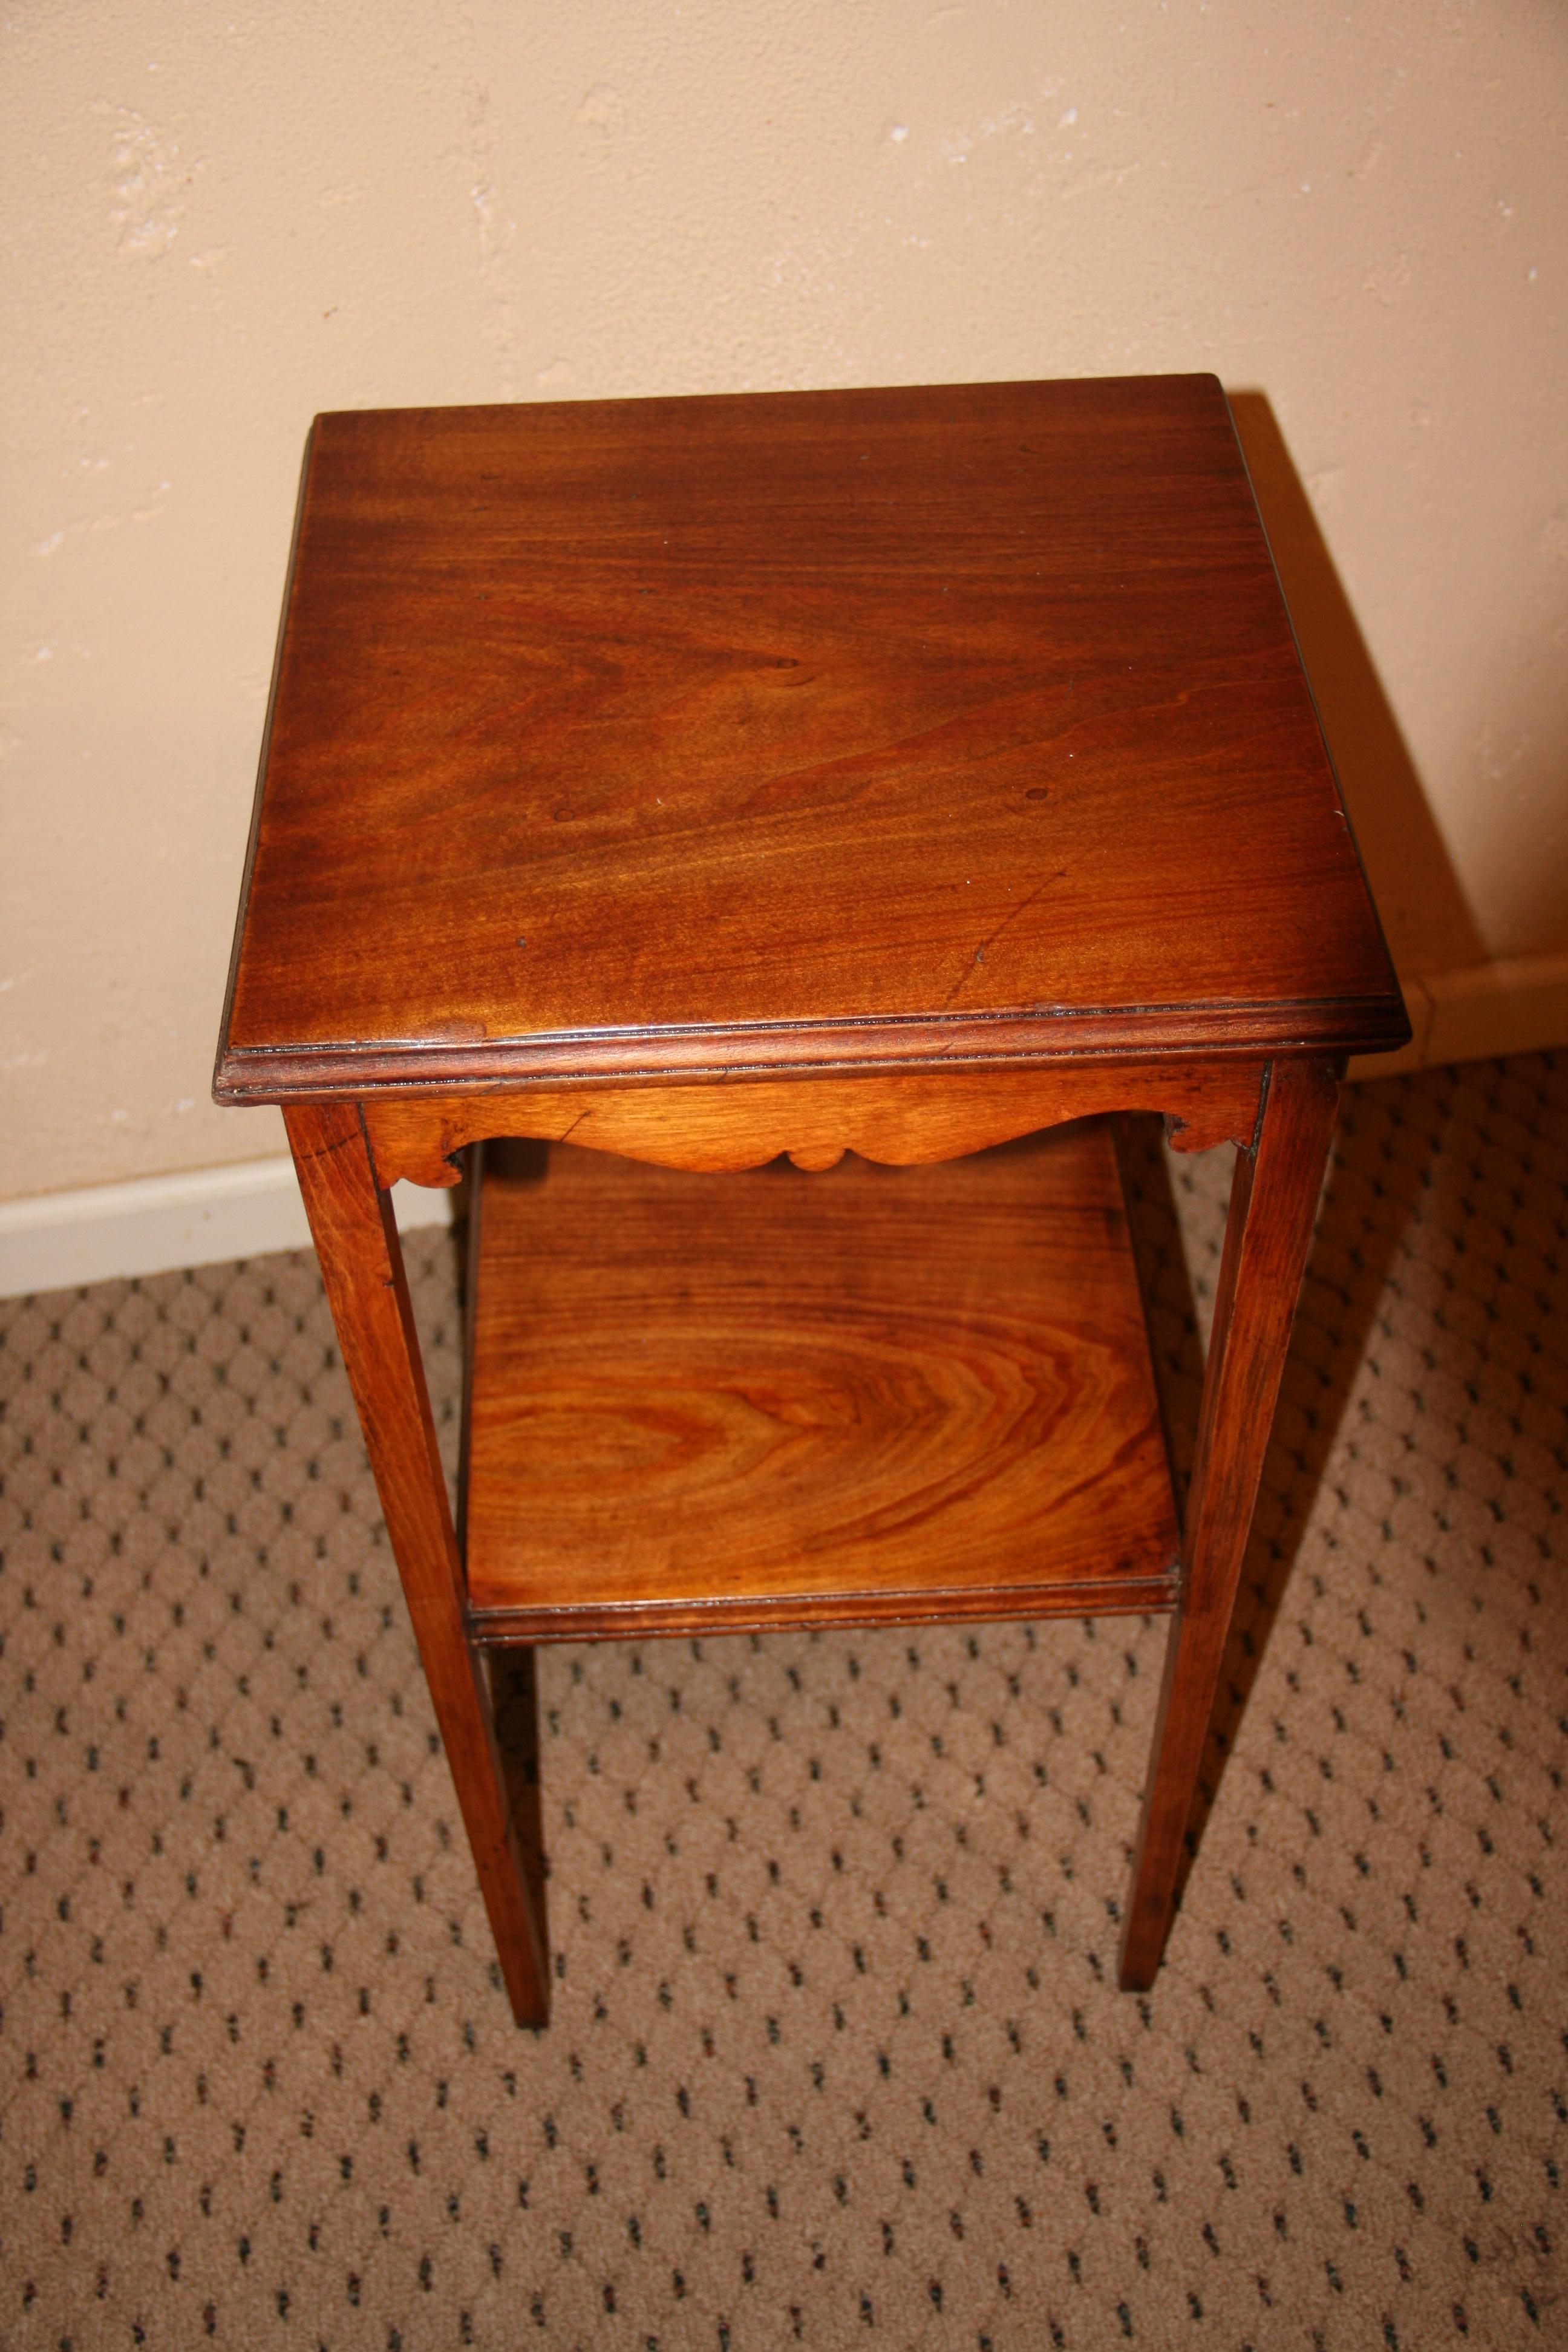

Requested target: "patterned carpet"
[{"left": 1, "top": 1056, "right": 1564, "bottom": 2350}]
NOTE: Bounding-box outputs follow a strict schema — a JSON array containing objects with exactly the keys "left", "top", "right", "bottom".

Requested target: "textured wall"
[{"left": 3, "top": 2, "right": 1565, "bottom": 1198}]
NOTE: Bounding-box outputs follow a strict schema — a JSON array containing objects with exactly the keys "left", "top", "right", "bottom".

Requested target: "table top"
[{"left": 215, "top": 374, "right": 1406, "bottom": 1101}]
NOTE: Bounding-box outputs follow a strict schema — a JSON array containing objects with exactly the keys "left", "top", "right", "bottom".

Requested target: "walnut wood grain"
[
  {"left": 461, "top": 1122, "right": 1180, "bottom": 1634},
  {"left": 217, "top": 377, "right": 1405, "bottom": 2018},
  {"left": 216, "top": 376, "right": 1408, "bottom": 1102},
  {"left": 1118, "top": 1055, "right": 1342, "bottom": 1991},
  {"left": 364, "top": 1058, "right": 1264, "bottom": 1187},
  {"left": 284, "top": 1102, "right": 549, "bottom": 2027}
]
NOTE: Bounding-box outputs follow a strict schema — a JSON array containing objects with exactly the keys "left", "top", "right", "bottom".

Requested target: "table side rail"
[{"left": 363, "top": 1058, "right": 1266, "bottom": 1187}]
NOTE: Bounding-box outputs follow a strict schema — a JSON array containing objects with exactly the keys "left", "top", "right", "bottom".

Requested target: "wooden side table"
[{"left": 215, "top": 376, "right": 1408, "bottom": 2027}]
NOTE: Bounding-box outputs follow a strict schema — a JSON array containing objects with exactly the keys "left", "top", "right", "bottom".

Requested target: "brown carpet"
[{"left": 2, "top": 1056, "right": 1565, "bottom": 2350}]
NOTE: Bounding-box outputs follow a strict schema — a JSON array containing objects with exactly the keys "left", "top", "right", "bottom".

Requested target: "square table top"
[{"left": 215, "top": 374, "right": 1407, "bottom": 1101}]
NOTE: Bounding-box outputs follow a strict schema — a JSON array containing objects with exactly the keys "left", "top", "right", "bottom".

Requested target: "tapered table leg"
[
  {"left": 1119, "top": 1056, "right": 1341, "bottom": 1991},
  {"left": 286, "top": 1102, "right": 549, "bottom": 2027}
]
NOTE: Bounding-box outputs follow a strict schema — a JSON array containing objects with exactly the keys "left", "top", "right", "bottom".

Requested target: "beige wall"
[{"left": 4, "top": 2, "right": 1565, "bottom": 1201}]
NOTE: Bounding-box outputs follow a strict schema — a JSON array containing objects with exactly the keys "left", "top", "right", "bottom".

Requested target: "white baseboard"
[
  {"left": 1347, "top": 947, "right": 1568, "bottom": 1082},
  {"left": 4, "top": 949, "right": 1564, "bottom": 1299},
  {"left": 0, "top": 1156, "right": 455, "bottom": 1302}
]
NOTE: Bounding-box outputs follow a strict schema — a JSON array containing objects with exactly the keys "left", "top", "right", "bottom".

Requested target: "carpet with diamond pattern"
[{"left": 1, "top": 1055, "right": 1564, "bottom": 2349}]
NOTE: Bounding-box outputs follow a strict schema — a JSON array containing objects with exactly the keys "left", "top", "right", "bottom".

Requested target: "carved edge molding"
[
  {"left": 362, "top": 1059, "right": 1266, "bottom": 1188},
  {"left": 464, "top": 1567, "right": 1182, "bottom": 1647}
]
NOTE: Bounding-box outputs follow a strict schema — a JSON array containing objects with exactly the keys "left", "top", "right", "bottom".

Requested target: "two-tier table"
[{"left": 215, "top": 376, "right": 1408, "bottom": 2026}]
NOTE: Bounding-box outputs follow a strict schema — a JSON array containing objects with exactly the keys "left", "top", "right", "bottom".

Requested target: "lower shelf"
[{"left": 460, "top": 1119, "right": 1179, "bottom": 1642}]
